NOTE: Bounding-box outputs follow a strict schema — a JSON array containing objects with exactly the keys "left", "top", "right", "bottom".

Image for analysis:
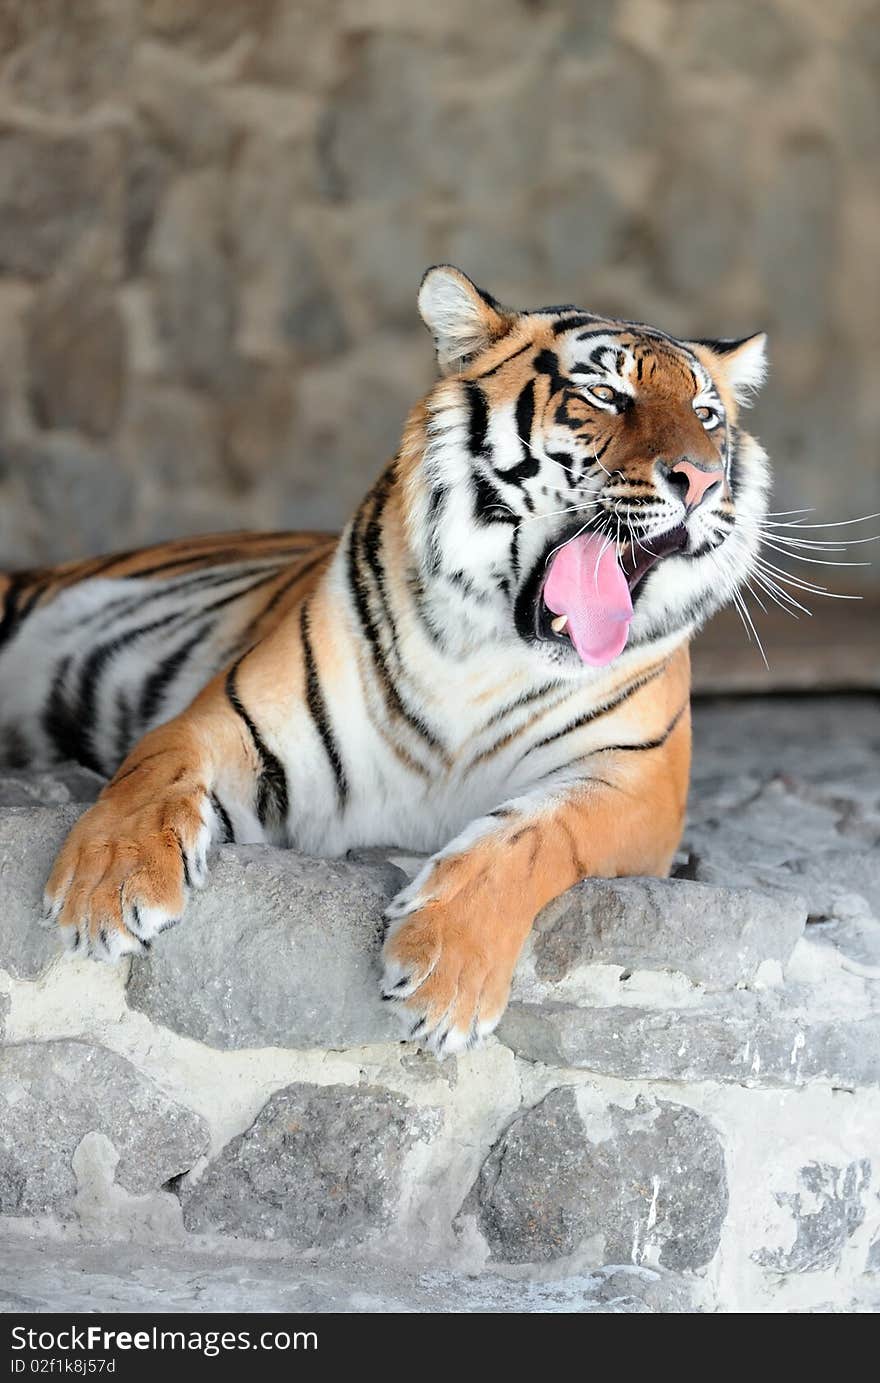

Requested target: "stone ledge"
[
  {"left": 0, "top": 1237, "right": 697, "bottom": 1314},
  {"left": 0, "top": 752, "right": 877, "bottom": 1089},
  {"left": 126, "top": 846, "right": 406, "bottom": 1050},
  {"left": 498, "top": 1000, "right": 880, "bottom": 1088}
]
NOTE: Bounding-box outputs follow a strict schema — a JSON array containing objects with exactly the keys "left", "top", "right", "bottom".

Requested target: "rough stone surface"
[
  {"left": 11, "top": 433, "right": 135, "bottom": 565},
  {"left": 0, "top": 127, "right": 122, "bottom": 279},
  {"left": 497, "top": 1000, "right": 880, "bottom": 1088},
  {"left": 0, "top": 805, "right": 84, "bottom": 978},
  {"left": 180, "top": 1083, "right": 439, "bottom": 1247},
  {"left": 464, "top": 1087, "right": 728, "bottom": 1270},
  {"left": 753, "top": 1160, "right": 872, "bottom": 1275},
  {"left": 529, "top": 877, "right": 805, "bottom": 991},
  {"left": 26, "top": 258, "right": 126, "bottom": 438},
  {"left": 1, "top": 700, "right": 879, "bottom": 1313},
  {"left": 0, "top": 4, "right": 875, "bottom": 567},
  {"left": 126, "top": 846, "right": 406, "bottom": 1049},
  {"left": 0, "top": 1237, "right": 696, "bottom": 1314},
  {"left": 0, "top": 765, "right": 105, "bottom": 807},
  {"left": 0, "top": 1041, "right": 208, "bottom": 1218}
]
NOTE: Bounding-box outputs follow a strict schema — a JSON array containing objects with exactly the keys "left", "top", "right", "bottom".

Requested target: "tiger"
[{"left": 0, "top": 265, "right": 769, "bottom": 1055}]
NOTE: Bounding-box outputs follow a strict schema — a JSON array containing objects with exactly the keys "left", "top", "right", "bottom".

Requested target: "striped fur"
[{"left": 2, "top": 266, "right": 770, "bottom": 1053}]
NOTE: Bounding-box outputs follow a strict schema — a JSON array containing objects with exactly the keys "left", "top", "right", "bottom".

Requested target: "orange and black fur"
[{"left": 0, "top": 267, "right": 770, "bottom": 1054}]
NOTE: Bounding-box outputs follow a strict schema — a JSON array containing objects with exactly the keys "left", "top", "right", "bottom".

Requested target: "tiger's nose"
[{"left": 666, "top": 459, "right": 724, "bottom": 511}]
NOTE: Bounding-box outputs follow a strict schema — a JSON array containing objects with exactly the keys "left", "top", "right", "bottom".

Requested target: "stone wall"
[
  {"left": 0, "top": 1, "right": 877, "bottom": 585},
  {"left": 2, "top": 697, "right": 879, "bottom": 1312}
]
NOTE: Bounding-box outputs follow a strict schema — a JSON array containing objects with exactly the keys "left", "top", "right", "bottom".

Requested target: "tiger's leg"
[
  {"left": 381, "top": 704, "right": 691, "bottom": 1055},
  {"left": 42, "top": 654, "right": 284, "bottom": 960}
]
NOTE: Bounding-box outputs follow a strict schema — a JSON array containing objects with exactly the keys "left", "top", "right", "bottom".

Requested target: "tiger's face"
[{"left": 411, "top": 265, "right": 770, "bottom": 671}]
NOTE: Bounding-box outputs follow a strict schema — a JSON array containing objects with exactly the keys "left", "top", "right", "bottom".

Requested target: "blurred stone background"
[{"left": 0, "top": 0, "right": 877, "bottom": 592}]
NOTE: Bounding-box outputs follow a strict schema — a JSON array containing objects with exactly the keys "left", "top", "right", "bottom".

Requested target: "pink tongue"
[{"left": 544, "top": 534, "right": 633, "bottom": 666}]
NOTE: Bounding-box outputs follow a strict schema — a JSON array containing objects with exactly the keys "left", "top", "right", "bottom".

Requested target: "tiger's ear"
[
  {"left": 418, "top": 265, "right": 516, "bottom": 375},
  {"left": 692, "top": 333, "right": 768, "bottom": 406}
]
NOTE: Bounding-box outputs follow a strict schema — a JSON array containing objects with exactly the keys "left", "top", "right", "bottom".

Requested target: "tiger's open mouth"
[
  {"left": 537, "top": 525, "right": 689, "bottom": 666},
  {"left": 618, "top": 523, "right": 690, "bottom": 596}
]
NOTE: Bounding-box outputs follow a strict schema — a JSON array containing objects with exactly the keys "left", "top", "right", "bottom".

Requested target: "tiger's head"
[{"left": 406, "top": 264, "right": 769, "bottom": 671}]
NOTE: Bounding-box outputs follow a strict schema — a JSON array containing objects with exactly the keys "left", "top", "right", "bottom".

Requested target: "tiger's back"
[{"left": 0, "top": 531, "right": 335, "bottom": 775}]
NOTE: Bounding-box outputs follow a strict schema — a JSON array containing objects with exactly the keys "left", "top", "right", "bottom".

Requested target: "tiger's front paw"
[
  {"left": 381, "top": 891, "right": 517, "bottom": 1057},
  {"left": 43, "top": 793, "right": 212, "bottom": 962}
]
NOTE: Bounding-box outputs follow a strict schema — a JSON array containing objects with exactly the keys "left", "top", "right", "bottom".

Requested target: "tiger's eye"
[{"left": 589, "top": 384, "right": 616, "bottom": 403}]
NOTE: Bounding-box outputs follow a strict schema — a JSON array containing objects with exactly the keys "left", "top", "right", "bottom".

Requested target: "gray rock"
[
  {"left": 317, "top": 36, "right": 443, "bottom": 202},
  {"left": 754, "top": 139, "right": 836, "bottom": 341},
  {"left": 679, "top": 770, "right": 880, "bottom": 919},
  {"left": 561, "top": 0, "right": 617, "bottom": 58},
  {"left": 754, "top": 1160, "right": 871, "bottom": 1275},
  {"left": 0, "top": 1235, "right": 695, "bottom": 1313},
  {"left": 27, "top": 266, "right": 125, "bottom": 438},
  {"left": 280, "top": 232, "right": 347, "bottom": 360},
  {"left": 528, "top": 877, "right": 805, "bottom": 991},
  {"left": 120, "top": 383, "right": 220, "bottom": 487},
  {"left": 0, "top": 805, "right": 85, "bottom": 979},
  {"left": 0, "top": 764, "right": 105, "bottom": 807},
  {"left": 0, "top": 0, "right": 136, "bottom": 116},
  {"left": 180, "top": 1082, "right": 438, "bottom": 1246},
  {"left": 464, "top": 1088, "right": 728, "bottom": 1270},
  {"left": 11, "top": 435, "right": 135, "bottom": 566},
  {"left": 685, "top": 0, "right": 803, "bottom": 79},
  {"left": 126, "top": 845, "right": 406, "bottom": 1049},
  {"left": 0, "top": 126, "right": 123, "bottom": 278},
  {"left": 656, "top": 114, "right": 746, "bottom": 299},
  {"left": 0, "top": 1041, "right": 208, "bottom": 1217},
  {"left": 784, "top": 851, "right": 880, "bottom": 922},
  {"left": 538, "top": 173, "right": 626, "bottom": 297},
  {"left": 143, "top": 0, "right": 273, "bottom": 58},
  {"left": 149, "top": 173, "right": 237, "bottom": 390},
  {"left": 498, "top": 999, "right": 880, "bottom": 1089},
  {"left": 691, "top": 698, "right": 880, "bottom": 793},
  {"left": 124, "top": 139, "right": 173, "bottom": 275}
]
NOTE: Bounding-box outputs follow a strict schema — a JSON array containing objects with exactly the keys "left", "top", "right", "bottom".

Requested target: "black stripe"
[
  {"left": 475, "top": 340, "right": 532, "bottom": 379},
  {"left": 510, "top": 525, "right": 521, "bottom": 580},
  {"left": 346, "top": 477, "right": 446, "bottom": 758},
  {"left": 229, "top": 546, "right": 334, "bottom": 654},
  {"left": 137, "top": 621, "right": 213, "bottom": 728},
  {"left": 465, "top": 382, "right": 490, "bottom": 457},
  {"left": 42, "top": 607, "right": 189, "bottom": 775},
  {"left": 480, "top": 680, "right": 565, "bottom": 733},
  {"left": 51, "top": 568, "right": 286, "bottom": 773},
  {"left": 590, "top": 702, "right": 687, "bottom": 757},
  {"left": 1, "top": 725, "right": 30, "bottom": 768},
  {"left": 533, "top": 349, "right": 562, "bottom": 381},
  {"left": 552, "top": 315, "right": 598, "bottom": 335},
  {"left": 115, "top": 688, "right": 133, "bottom": 763},
  {"left": 495, "top": 380, "right": 541, "bottom": 486},
  {"left": 405, "top": 570, "right": 447, "bottom": 651},
  {"left": 43, "top": 655, "right": 96, "bottom": 769},
  {"left": 521, "top": 663, "right": 669, "bottom": 760},
  {"left": 119, "top": 544, "right": 308, "bottom": 582},
  {"left": 468, "top": 687, "right": 576, "bottom": 771},
  {"left": 300, "top": 601, "right": 348, "bottom": 808},
  {"left": 84, "top": 561, "right": 286, "bottom": 636},
  {"left": 472, "top": 469, "right": 517, "bottom": 525},
  {"left": 515, "top": 379, "right": 536, "bottom": 461},
  {"left": 225, "top": 658, "right": 289, "bottom": 830},
  {"left": 0, "top": 575, "right": 27, "bottom": 651},
  {"left": 362, "top": 486, "right": 400, "bottom": 654},
  {"left": 210, "top": 792, "right": 235, "bottom": 844}
]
